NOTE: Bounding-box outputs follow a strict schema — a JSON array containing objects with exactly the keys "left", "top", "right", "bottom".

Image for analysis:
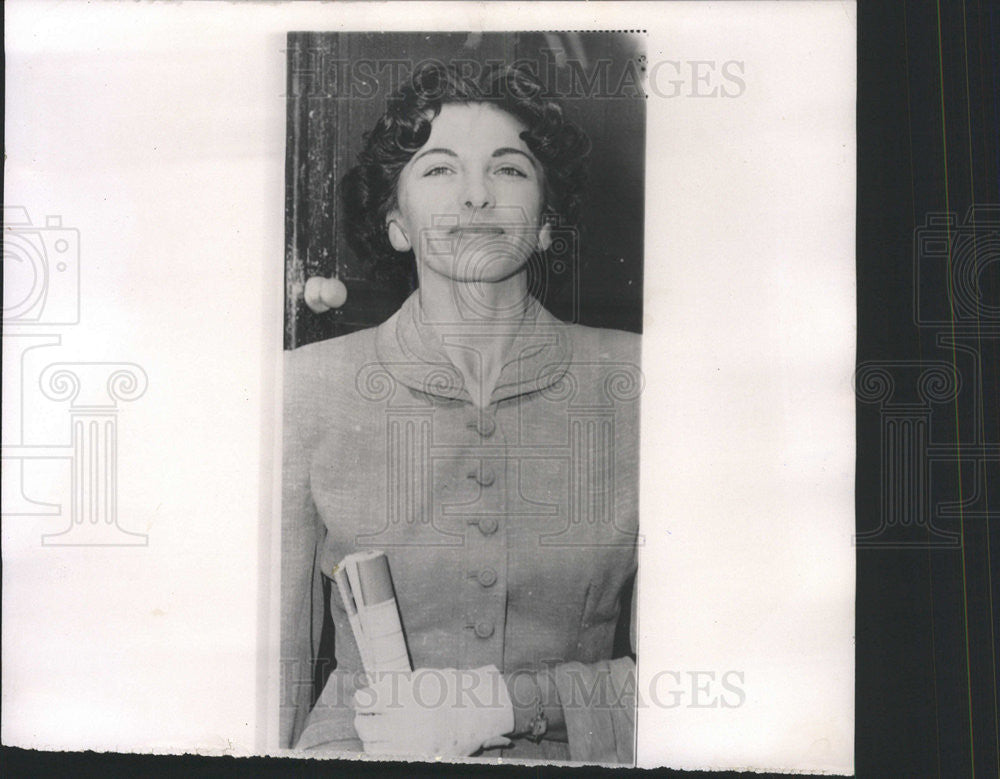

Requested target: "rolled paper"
[
  {"left": 335, "top": 550, "right": 411, "bottom": 675},
  {"left": 332, "top": 565, "right": 375, "bottom": 674},
  {"left": 360, "top": 600, "right": 411, "bottom": 672},
  {"left": 356, "top": 552, "right": 395, "bottom": 605}
]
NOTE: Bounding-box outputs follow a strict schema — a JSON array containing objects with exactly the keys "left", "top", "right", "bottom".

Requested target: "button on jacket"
[{"left": 282, "top": 292, "right": 641, "bottom": 763}]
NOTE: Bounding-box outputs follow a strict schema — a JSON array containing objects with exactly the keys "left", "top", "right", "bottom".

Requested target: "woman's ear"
[
  {"left": 537, "top": 221, "right": 553, "bottom": 252},
  {"left": 386, "top": 215, "right": 412, "bottom": 252}
]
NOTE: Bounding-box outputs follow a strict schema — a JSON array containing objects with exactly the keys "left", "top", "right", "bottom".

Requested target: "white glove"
[{"left": 352, "top": 665, "right": 514, "bottom": 757}]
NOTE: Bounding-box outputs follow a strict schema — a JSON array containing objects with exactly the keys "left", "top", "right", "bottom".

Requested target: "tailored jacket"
[{"left": 281, "top": 292, "right": 641, "bottom": 763}]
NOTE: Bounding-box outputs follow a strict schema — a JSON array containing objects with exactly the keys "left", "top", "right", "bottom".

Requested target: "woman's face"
[{"left": 388, "top": 102, "right": 548, "bottom": 284}]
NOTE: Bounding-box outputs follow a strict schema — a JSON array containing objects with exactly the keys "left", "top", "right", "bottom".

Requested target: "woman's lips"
[{"left": 449, "top": 226, "right": 505, "bottom": 235}]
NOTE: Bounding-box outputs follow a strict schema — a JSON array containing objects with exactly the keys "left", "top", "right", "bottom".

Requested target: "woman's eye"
[
  {"left": 495, "top": 165, "right": 527, "bottom": 178},
  {"left": 422, "top": 166, "right": 454, "bottom": 177}
]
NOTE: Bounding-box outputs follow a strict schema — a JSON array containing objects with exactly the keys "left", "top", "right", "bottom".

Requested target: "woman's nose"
[{"left": 461, "top": 173, "right": 493, "bottom": 210}]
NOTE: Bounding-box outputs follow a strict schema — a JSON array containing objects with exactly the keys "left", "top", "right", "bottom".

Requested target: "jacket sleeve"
[
  {"left": 292, "top": 667, "right": 364, "bottom": 752},
  {"left": 541, "top": 328, "right": 638, "bottom": 764},
  {"left": 291, "top": 569, "right": 365, "bottom": 752},
  {"left": 550, "top": 656, "right": 636, "bottom": 764},
  {"left": 282, "top": 344, "right": 370, "bottom": 753},
  {"left": 507, "top": 575, "right": 637, "bottom": 765},
  {"left": 555, "top": 569, "right": 638, "bottom": 764},
  {"left": 280, "top": 349, "right": 325, "bottom": 749}
]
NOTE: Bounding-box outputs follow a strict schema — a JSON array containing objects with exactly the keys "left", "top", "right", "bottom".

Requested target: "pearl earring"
[
  {"left": 538, "top": 221, "right": 553, "bottom": 252},
  {"left": 387, "top": 221, "right": 411, "bottom": 252}
]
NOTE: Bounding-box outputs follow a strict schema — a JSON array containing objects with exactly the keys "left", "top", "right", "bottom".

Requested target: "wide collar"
[{"left": 374, "top": 291, "right": 573, "bottom": 406}]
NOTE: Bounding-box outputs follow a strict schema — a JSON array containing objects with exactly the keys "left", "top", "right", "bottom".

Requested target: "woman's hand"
[{"left": 351, "top": 665, "right": 514, "bottom": 757}]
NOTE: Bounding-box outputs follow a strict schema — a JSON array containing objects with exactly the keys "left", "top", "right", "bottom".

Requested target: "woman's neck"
[{"left": 415, "top": 267, "right": 531, "bottom": 408}]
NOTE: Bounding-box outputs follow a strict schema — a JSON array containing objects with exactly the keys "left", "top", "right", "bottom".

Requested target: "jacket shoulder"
[
  {"left": 564, "top": 323, "right": 641, "bottom": 362},
  {"left": 283, "top": 327, "right": 380, "bottom": 410}
]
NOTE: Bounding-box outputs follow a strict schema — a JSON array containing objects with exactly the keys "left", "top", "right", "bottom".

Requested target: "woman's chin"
[{"left": 426, "top": 259, "right": 530, "bottom": 285}]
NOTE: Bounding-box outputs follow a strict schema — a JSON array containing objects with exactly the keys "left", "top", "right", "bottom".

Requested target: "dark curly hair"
[{"left": 341, "top": 61, "right": 591, "bottom": 269}]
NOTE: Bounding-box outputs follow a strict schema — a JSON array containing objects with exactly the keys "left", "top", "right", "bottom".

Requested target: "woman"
[{"left": 282, "top": 62, "right": 641, "bottom": 763}]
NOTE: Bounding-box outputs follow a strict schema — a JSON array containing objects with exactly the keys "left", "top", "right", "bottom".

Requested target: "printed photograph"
[{"left": 280, "top": 31, "right": 645, "bottom": 763}]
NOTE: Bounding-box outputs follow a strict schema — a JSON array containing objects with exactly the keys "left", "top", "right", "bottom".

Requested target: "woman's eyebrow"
[
  {"left": 491, "top": 147, "right": 538, "bottom": 166},
  {"left": 411, "top": 147, "right": 457, "bottom": 164}
]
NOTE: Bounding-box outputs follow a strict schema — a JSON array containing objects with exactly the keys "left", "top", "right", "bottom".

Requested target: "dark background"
[
  {"left": 5, "top": 5, "right": 1000, "bottom": 777},
  {"left": 855, "top": 2, "right": 999, "bottom": 776},
  {"left": 283, "top": 31, "right": 646, "bottom": 349}
]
